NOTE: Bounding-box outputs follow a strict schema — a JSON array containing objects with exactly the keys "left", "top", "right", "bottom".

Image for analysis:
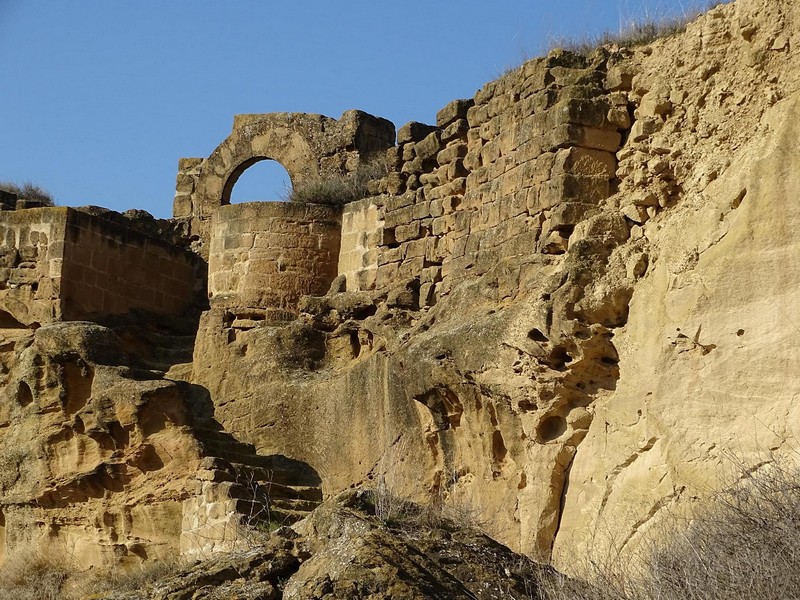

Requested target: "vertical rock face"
[
  {"left": 554, "top": 61, "right": 800, "bottom": 568},
  {"left": 188, "top": 0, "right": 800, "bottom": 570},
  {"left": 0, "top": 322, "right": 203, "bottom": 568},
  {"left": 2, "top": 0, "right": 800, "bottom": 585}
]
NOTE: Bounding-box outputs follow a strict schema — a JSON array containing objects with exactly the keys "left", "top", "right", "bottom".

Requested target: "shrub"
[
  {"left": 0, "top": 547, "right": 70, "bottom": 600},
  {"left": 78, "top": 555, "right": 185, "bottom": 597},
  {"left": 551, "top": 1, "right": 731, "bottom": 56},
  {"left": 284, "top": 157, "right": 387, "bottom": 206},
  {"left": 642, "top": 459, "right": 800, "bottom": 600},
  {"left": 540, "top": 456, "right": 800, "bottom": 600},
  {"left": 0, "top": 181, "right": 55, "bottom": 206}
]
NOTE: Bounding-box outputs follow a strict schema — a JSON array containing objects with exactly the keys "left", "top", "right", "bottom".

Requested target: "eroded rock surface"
[
  {"left": 2, "top": 0, "right": 800, "bottom": 592},
  {"left": 0, "top": 321, "right": 202, "bottom": 568}
]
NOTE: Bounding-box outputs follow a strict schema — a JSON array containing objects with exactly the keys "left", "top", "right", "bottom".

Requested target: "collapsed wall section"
[
  {"left": 208, "top": 202, "right": 341, "bottom": 324},
  {"left": 0, "top": 207, "right": 203, "bottom": 325}
]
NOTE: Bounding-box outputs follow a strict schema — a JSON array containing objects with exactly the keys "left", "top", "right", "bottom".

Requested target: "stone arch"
[
  {"left": 173, "top": 110, "right": 395, "bottom": 254},
  {"left": 200, "top": 118, "right": 320, "bottom": 217},
  {"left": 222, "top": 156, "right": 293, "bottom": 204}
]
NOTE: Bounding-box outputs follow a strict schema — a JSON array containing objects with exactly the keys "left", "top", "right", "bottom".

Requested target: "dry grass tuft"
[
  {"left": 0, "top": 547, "right": 70, "bottom": 600},
  {"left": 284, "top": 157, "right": 387, "bottom": 206},
  {"left": 551, "top": 1, "right": 731, "bottom": 56},
  {"left": 540, "top": 457, "right": 800, "bottom": 600},
  {"left": 78, "top": 556, "right": 185, "bottom": 597}
]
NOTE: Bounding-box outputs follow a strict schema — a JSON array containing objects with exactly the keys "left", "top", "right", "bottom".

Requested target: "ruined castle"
[{"left": 1, "top": 0, "right": 799, "bottom": 587}]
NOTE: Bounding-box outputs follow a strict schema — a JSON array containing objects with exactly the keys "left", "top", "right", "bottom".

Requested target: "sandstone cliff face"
[
  {"left": 1, "top": 0, "right": 799, "bottom": 589},
  {"left": 0, "top": 321, "right": 202, "bottom": 568},
  {"left": 554, "top": 5, "right": 800, "bottom": 564},
  {"left": 188, "top": 0, "right": 800, "bottom": 571}
]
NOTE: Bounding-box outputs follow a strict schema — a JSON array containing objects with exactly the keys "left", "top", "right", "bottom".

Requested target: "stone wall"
[
  {"left": 0, "top": 208, "right": 68, "bottom": 326},
  {"left": 208, "top": 202, "right": 341, "bottom": 324},
  {"left": 59, "top": 210, "right": 200, "bottom": 320},
  {"left": 338, "top": 197, "right": 384, "bottom": 291},
  {"left": 343, "top": 51, "right": 624, "bottom": 305},
  {"left": 0, "top": 207, "right": 201, "bottom": 325},
  {"left": 172, "top": 157, "right": 204, "bottom": 227}
]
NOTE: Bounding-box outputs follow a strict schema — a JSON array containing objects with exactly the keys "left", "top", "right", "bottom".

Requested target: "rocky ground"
[{"left": 100, "top": 490, "right": 555, "bottom": 600}]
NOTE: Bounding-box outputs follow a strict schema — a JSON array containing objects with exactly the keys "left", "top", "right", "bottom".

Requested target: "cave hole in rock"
[
  {"left": 537, "top": 414, "right": 568, "bottom": 442},
  {"left": 109, "top": 421, "right": 130, "bottom": 448},
  {"left": 224, "top": 158, "right": 293, "bottom": 204},
  {"left": 528, "top": 328, "right": 549, "bottom": 343},
  {"left": 61, "top": 360, "right": 94, "bottom": 416},
  {"left": 545, "top": 346, "right": 573, "bottom": 371},
  {"left": 349, "top": 330, "right": 361, "bottom": 359},
  {"left": 129, "top": 444, "right": 164, "bottom": 473},
  {"left": 417, "top": 387, "right": 464, "bottom": 430},
  {"left": 492, "top": 430, "right": 508, "bottom": 467},
  {"left": 16, "top": 381, "right": 33, "bottom": 406},
  {"left": 0, "top": 310, "right": 26, "bottom": 329},
  {"left": 0, "top": 509, "right": 5, "bottom": 566}
]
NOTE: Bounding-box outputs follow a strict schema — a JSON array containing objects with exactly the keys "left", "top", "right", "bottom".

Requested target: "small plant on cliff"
[
  {"left": 0, "top": 181, "right": 55, "bottom": 206},
  {"left": 284, "top": 156, "right": 387, "bottom": 206}
]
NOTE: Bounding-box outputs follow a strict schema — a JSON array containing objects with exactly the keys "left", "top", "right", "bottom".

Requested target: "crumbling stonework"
[
  {"left": 208, "top": 202, "right": 341, "bottom": 323},
  {"left": 173, "top": 110, "right": 394, "bottom": 255},
  {"left": 0, "top": 207, "right": 202, "bottom": 327},
  {"left": 1, "top": 0, "right": 800, "bottom": 590}
]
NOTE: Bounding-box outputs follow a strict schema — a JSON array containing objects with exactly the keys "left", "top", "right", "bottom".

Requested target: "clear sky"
[{"left": 0, "top": 0, "right": 718, "bottom": 218}]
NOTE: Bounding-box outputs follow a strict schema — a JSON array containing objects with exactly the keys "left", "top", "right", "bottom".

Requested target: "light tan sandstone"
[{"left": 3, "top": 0, "right": 800, "bottom": 593}]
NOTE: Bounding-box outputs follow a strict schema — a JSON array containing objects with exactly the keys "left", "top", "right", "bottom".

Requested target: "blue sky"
[{"left": 0, "top": 0, "right": 717, "bottom": 218}]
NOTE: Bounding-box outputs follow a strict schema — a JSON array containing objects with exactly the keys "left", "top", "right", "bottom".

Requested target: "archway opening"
[{"left": 224, "top": 158, "right": 293, "bottom": 205}]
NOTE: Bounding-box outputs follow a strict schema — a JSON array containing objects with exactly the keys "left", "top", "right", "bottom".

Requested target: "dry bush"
[
  {"left": 0, "top": 547, "right": 70, "bottom": 600},
  {"left": 77, "top": 555, "right": 185, "bottom": 597},
  {"left": 285, "top": 157, "right": 387, "bottom": 206},
  {"left": 642, "top": 459, "right": 800, "bottom": 600},
  {"left": 0, "top": 181, "right": 55, "bottom": 205},
  {"left": 368, "top": 455, "right": 488, "bottom": 532},
  {"left": 539, "top": 456, "right": 800, "bottom": 600},
  {"left": 235, "top": 471, "right": 287, "bottom": 546},
  {"left": 551, "top": 1, "right": 731, "bottom": 56}
]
